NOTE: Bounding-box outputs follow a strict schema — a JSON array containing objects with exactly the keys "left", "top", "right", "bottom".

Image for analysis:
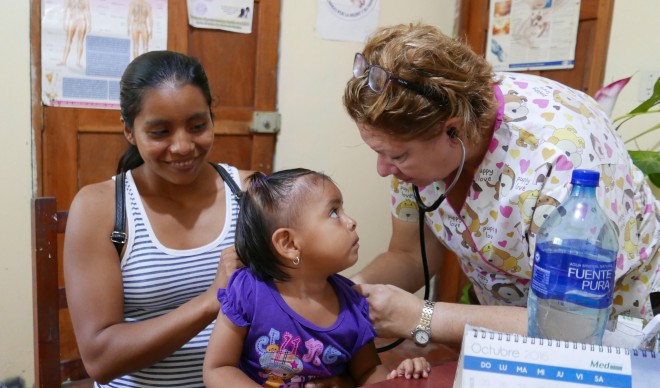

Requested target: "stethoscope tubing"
[
  {"left": 412, "top": 137, "right": 465, "bottom": 213},
  {"left": 376, "top": 137, "right": 466, "bottom": 352}
]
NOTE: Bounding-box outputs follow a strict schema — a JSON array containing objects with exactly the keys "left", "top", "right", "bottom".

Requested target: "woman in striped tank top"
[{"left": 63, "top": 51, "right": 251, "bottom": 387}]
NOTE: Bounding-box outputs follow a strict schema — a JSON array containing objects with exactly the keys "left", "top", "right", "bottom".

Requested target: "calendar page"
[{"left": 453, "top": 325, "right": 646, "bottom": 388}]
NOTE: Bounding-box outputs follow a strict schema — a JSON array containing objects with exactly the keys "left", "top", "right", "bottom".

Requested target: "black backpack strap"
[
  {"left": 109, "top": 165, "right": 240, "bottom": 256},
  {"left": 210, "top": 163, "right": 242, "bottom": 201},
  {"left": 110, "top": 172, "right": 127, "bottom": 257}
]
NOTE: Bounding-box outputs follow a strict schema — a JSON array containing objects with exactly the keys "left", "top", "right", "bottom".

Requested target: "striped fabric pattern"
[{"left": 96, "top": 164, "right": 240, "bottom": 387}]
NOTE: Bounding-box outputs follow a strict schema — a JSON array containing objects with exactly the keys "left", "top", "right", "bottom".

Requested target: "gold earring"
[{"left": 293, "top": 256, "right": 300, "bottom": 266}]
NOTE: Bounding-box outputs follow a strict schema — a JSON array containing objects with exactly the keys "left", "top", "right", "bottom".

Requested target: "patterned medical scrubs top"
[{"left": 390, "top": 72, "right": 660, "bottom": 321}]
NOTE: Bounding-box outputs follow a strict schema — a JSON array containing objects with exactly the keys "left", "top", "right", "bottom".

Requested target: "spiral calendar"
[{"left": 453, "top": 325, "right": 658, "bottom": 388}]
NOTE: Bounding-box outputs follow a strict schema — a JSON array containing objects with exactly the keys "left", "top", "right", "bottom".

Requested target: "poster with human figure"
[
  {"left": 485, "top": 0, "right": 581, "bottom": 72},
  {"left": 42, "top": 0, "right": 167, "bottom": 109},
  {"left": 57, "top": 0, "right": 92, "bottom": 68},
  {"left": 128, "top": 0, "right": 154, "bottom": 60}
]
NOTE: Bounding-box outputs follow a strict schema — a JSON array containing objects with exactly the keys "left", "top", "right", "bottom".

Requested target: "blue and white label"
[{"left": 531, "top": 241, "right": 616, "bottom": 309}]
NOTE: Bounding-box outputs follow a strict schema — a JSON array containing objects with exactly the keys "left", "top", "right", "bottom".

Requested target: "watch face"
[{"left": 414, "top": 330, "right": 429, "bottom": 344}]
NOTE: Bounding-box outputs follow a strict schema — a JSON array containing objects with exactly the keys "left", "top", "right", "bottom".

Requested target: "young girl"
[{"left": 203, "top": 169, "right": 430, "bottom": 387}]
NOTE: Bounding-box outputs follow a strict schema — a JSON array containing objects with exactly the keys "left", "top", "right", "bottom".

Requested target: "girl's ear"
[
  {"left": 122, "top": 117, "right": 136, "bottom": 145},
  {"left": 272, "top": 228, "right": 299, "bottom": 259}
]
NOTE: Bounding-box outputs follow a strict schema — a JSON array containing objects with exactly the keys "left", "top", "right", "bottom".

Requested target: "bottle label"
[{"left": 531, "top": 242, "right": 616, "bottom": 309}]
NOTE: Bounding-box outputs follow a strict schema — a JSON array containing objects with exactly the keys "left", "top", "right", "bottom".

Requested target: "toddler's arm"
[{"left": 203, "top": 313, "right": 259, "bottom": 387}]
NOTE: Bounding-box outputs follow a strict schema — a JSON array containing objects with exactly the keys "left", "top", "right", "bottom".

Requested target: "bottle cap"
[{"left": 571, "top": 169, "right": 600, "bottom": 186}]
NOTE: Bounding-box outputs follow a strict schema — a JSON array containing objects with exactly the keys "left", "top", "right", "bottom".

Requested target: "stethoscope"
[{"left": 377, "top": 131, "right": 466, "bottom": 352}]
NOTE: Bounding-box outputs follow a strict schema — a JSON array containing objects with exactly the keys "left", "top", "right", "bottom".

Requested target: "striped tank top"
[{"left": 96, "top": 164, "right": 240, "bottom": 387}]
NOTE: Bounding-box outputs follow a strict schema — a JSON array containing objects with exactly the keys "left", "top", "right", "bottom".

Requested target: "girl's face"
[
  {"left": 358, "top": 123, "right": 461, "bottom": 187},
  {"left": 294, "top": 180, "right": 359, "bottom": 275},
  {"left": 124, "top": 83, "right": 214, "bottom": 185}
]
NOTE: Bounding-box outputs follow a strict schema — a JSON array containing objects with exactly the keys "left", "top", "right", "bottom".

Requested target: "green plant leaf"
[
  {"left": 649, "top": 173, "right": 660, "bottom": 188},
  {"left": 630, "top": 77, "right": 660, "bottom": 114},
  {"left": 628, "top": 150, "right": 660, "bottom": 177}
]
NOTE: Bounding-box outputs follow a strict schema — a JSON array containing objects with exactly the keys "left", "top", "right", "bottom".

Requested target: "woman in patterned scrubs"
[{"left": 345, "top": 23, "right": 659, "bottom": 344}]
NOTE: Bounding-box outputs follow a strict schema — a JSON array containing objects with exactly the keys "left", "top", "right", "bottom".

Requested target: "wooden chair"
[{"left": 32, "top": 197, "right": 92, "bottom": 387}]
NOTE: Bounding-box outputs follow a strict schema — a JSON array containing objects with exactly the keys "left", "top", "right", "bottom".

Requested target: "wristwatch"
[{"left": 411, "top": 300, "right": 435, "bottom": 346}]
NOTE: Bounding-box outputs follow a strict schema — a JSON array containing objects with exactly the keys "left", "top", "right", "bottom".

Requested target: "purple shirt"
[{"left": 218, "top": 268, "right": 377, "bottom": 386}]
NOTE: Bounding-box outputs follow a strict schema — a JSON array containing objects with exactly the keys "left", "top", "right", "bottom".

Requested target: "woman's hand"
[
  {"left": 353, "top": 283, "right": 423, "bottom": 339},
  {"left": 203, "top": 246, "right": 244, "bottom": 316},
  {"left": 214, "top": 245, "right": 244, "bottom": 289}
]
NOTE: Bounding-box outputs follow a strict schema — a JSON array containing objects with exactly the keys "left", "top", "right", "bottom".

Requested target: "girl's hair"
[
  {"left": 343, "top": 23, "right": 498, "bottom": 144},
  {"left": 116, "top": 50, "right": 214, "bottom": 173},
  {"left": 236, "top": 168, "right": 333, "bottom": 281}
]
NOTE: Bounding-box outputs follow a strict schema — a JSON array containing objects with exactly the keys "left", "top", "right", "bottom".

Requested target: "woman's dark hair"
[
  {"left": 116, "top": 50, "right": 213, "bottom": 173},
  {"left": 236, "top": 168, "right": 333, "bottom": 281}
]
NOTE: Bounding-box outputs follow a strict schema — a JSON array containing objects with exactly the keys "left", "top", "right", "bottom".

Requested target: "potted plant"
[{"left": 595, "top": 76, "right": 660, "bottom": 187}]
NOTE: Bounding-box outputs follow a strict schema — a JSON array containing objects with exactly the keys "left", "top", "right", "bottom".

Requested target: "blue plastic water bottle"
[{"left": 528, "top": 169, "right": 618, "bottom": 344}]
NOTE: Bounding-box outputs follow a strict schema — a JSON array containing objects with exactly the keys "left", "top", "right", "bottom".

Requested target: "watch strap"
[
  {"left": 411, "top": 300, "right": 435, "bottom": 345},
  {"left": 418, "top": 300, "right": 435, "bottom": 329}
]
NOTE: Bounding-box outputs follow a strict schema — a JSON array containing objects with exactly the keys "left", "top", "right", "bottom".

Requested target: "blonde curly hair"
[{"left": 343, "top": 23, "right": 499, "bottom": 143}]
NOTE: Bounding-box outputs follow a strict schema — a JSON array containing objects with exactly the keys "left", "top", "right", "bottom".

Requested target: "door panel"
[
  {"left": 32, "top": 0, "right": 281, "bottom": 366},
  {"left": 78, "top": 133, "right": 128, "bottom": 187},
  {"left": 189, "top": 29, "right": 259, "bottom": 108}
]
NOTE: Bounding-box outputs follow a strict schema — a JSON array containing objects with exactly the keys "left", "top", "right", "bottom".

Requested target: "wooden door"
[
  {"left": 30, "top": 0, "right": 281, "bottom": 372},
  {"left": 435, "top": 0, "right": 614, "bottom": 303}
]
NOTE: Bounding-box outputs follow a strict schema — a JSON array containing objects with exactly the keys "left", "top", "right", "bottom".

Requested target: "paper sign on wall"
[
  {"left": 315, "top": 0, "right": 380, "bottom": 43},
  {"left": 187, "top": 0, "right": 254, "bottom": 34}
]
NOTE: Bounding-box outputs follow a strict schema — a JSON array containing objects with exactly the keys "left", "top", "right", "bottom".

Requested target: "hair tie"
[{"left": 252, "top": 172, "right": 269, "bottom": 189}]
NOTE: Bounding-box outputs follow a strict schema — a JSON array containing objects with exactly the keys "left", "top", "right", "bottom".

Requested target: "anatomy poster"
[
  {"left": 187, "top": 0, "right": 254, "bottom": 34},
  {"left": 486, "top": 0, "right": 581, "bottom": 71},
  {"left": 41, "top": 0, "right": 168, "bottom": 109}
]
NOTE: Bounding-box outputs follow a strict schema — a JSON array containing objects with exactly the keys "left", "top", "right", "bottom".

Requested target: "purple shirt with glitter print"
[{"left": 217, "top": 268, "right": 377, "bottom": 386}]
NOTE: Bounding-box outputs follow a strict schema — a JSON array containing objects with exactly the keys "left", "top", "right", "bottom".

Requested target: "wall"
[
  {"left": 0, "top": 1, "right": 34, "bottom": 384},
  {"left": 3, "top": 0, "right": 659, "bottom": 385}
]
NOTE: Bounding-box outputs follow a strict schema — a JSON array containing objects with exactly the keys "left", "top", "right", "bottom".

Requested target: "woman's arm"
[
  {"left": 433, "top": 301, "right": 528, "bottom": 343},
  {"left": 354, "top": 283, "right": 528, "bottom": 343},
  {"left": 351, "top": 215, "right": 446, "bottom": 293},
  {"left": 63, "top": 181, "right": 222, "bottom": 383},
  {"left": 203, "top": 313, "right": 257, "bottom": 387}
]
